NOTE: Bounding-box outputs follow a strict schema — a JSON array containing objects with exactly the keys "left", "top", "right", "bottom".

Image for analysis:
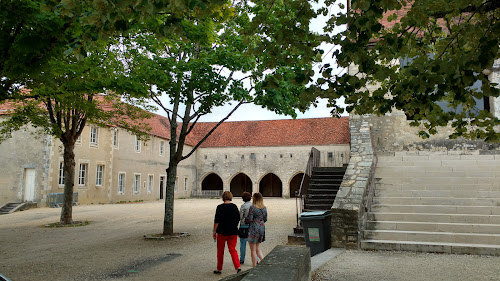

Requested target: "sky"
[{"left": 154, "top": 1, "right": 346, "bottom": 122}]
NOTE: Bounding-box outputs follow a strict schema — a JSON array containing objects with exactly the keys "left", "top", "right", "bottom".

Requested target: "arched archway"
[
  {"left": 230, "top": 173, "right": 252, "bottom": 197},
  {"left": 259, "top": 173, "right": 282, "bottom": 197},
  {"left": 289, "top": 173, "right": 310, "bottom": 197},
  {"left": 202, "top": 173, "right": 223, "bottom": 191}
]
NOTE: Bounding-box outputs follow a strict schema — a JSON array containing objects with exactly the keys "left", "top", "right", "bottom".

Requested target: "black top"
[{"left": 214, "top": 203, "right": 240, "bottom": 236}]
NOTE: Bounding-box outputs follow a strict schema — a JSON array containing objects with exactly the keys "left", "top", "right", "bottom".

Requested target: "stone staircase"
[
  {"left": 361, "top": 152, "right": 500, "bottom": 255},
  {"left": 0, "top": 202, "right": 35, "bottom": 215},
  {"left": 303, "top": 167, "right": 346, "bottom": 212}
]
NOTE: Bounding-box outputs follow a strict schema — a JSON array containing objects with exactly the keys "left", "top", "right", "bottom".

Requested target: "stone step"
[
  {"left": 309, "top": 184, "right": 341, "bottom": 190},
  {"left": 363, "top": 230, "right": 500, "bottom": 245},
  {"left": 303, "top": 203, "right": 333, "bottom": 210},
  {"left": 373, "top": 197, "right": 500, "bottom": 206},
  {"left": 368, "top": 212, "right": 500, "bottom": 224},
  {"left": 371, "top": 204, "right": 500, "bottom": 215},
  {"left": 375, "top": 183, "right": 499, "bottom": 191},
  {"left": 310, "top": 178, "right": 343, "bottom": 183},
  {"left": 375, "top": 177, "right": 497, "bottom": 185},
  {"left": 366, "top": 221, "right": 500, "bottom": 234},
  {"left": 305, "top": 198, "right": 334, "bottom": 205},
  {"left": 374, "top": 190, "right": 500, "bottom": 198},
  {"left": 360, "top": 239, "right": 500, "bottom": 255},
  {"left": 375, "top": 165, "right": 500, "bottom": 173},
  {"left": 307, "top": 189, "right": 338, "bottom": 195}
]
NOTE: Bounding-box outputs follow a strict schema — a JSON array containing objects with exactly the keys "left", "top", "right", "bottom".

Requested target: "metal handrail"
[
  {"left": 295, "top": 147, "right": 320, "bottom": 231},
  {"left": 359, "top": 126, "right": 378, "bottom": 244}
]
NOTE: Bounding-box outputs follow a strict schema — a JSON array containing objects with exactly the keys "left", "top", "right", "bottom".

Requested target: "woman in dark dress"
[
  {"left": 213, "top": 191, "right": 242, "bottom": 274},
  {"left": 247, "top": 192, "right": 267, "bottom": 267}
]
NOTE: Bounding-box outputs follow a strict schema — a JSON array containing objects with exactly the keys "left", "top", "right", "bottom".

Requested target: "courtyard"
[
  {"left": 0, "top": 198, "right": 297, "bottom": 281},
  {"left": 2, "top": 198, "right": 500, "bottom": 281}
]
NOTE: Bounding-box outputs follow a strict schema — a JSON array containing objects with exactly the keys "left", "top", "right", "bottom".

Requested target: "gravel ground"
[
  {"left": 3, "top": 199, "right": 500, "bottom": 281},
  {"left": 312, "top": 250, "right": 500, "bottom": 281},
  {"left": 0, "top": 198, "right": 297, "bottom": 281}
]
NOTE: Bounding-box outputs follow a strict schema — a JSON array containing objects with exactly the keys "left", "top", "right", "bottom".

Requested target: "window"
[
  {"left": 76, "top": 135, "right": 82, "bottom": 144},
  {"left": 328, "top": 152, "right": 333, "bottom": 158},
  {"left": 135, "top": 136, "right": 141, "bottom": 152},
  {"left": 250, "top": 153, "right": 256, "bottom": 159},
  {"left": 90, "top": 126, "right": 98, "bottom": 145},
  {"left": 148, "top": 175, "right": 153, "bottom": 193},
  {"left": 184, "top": 177, "right": 188, "bottom": 192},
  {"left": 58, "top": 162, "right": 65, "bottom": 185},
  {"left": 118, "top": 173, "right": 125, "bottom": 194},
  {"left": 160, "top": 141, "right": 164, "bottom": 156},
  {"left": 113, "top": 129, "right": 118, "bottom": 147},
  {"left": 96, "top": 165, "right": 104, "bottom": 186},
  {"left": 78, "top": 163, "right": 88, "bottom": 186},
  {"left": 134, "top": 174, "right": 141, "bottom": 193},
  {"left": 174, "top": 177, "right": 178, "bottom": 192}
]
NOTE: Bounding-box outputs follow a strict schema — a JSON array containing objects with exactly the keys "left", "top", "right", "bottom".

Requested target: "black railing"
[{"left": 295, "top": 147, "right": 320, "bottom": 232}]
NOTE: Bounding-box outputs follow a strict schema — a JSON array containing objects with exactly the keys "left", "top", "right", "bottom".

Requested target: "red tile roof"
[
  {"left": 189, "top": 117, "right": 350, "bottom": 148},
  {"left": 1, "top": 100, "right": 350, "bottom": 147}
]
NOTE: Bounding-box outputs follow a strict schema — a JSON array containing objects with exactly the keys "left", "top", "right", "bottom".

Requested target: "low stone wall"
[
  {"left": 331, "top": 114, "right": 374, "bottom": 248},
  {"left": 220, "top": 245, "right": 311, "bottom": 281}
]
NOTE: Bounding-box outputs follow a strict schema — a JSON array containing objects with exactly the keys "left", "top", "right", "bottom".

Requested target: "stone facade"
[
  {"left": 0, "top": 122, "right": 196, "bottom": 206},
  {"left": 0, "top": 116, "right": 350, "bottom": 207},
  {"left": 196, "top": 145, "right": 350, "bottom": 198}
]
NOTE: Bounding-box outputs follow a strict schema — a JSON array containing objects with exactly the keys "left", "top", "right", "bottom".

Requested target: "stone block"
[
  {"left": 239, "top": 246, "right": 311, "bottom": 281},
  {"left": 400, "top": 242, "right": 452, "bottom": 254}
]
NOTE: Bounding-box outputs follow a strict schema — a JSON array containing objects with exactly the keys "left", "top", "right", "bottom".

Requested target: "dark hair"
[
  {"left": 242, "top": 192, "right": 251, "bottom": 202},
  {"left": 222, "top": 191, "right": 233, "bottom": 201}
]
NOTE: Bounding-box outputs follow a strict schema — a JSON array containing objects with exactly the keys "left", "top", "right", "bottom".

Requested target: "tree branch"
[{"left": 181, "top": 100, "right": 246, "bottom": 161}]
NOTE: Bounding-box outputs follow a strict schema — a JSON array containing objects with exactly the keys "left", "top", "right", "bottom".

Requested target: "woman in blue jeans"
[{"left": 238, "top": 192, "right": 252, "bottom": 264}]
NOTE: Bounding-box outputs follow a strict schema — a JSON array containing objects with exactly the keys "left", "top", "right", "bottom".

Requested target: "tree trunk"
[
  {"left": 60, "top": 142, "right": 76, "bottom": 225},
  {"left": 163, "top": 161, "right": 178, "bottom": 235}
]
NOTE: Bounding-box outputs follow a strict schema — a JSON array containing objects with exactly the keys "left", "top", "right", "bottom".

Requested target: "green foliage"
[
  {"left": 1, "top": 0, "right": 231, "bottom": 99},
  {"left": 321, "top": 0, "right": 500, "bottom": 141},
  {"left": 124, "top": 0, "right": 323, "bottom": 134}
]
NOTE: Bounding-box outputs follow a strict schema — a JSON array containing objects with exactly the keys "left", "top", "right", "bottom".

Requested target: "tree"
[
  {"left": 0, "top": 0, "right": 230, "bottom": 100},
  {"left": 319, "top": 0, "right": 500, "bottom": 141},
  {"left": 123, "top": 0, "right": 324, "bottom": 235},
  {"left": 0, "top": 44, "right": 151, "bottom": 224}
]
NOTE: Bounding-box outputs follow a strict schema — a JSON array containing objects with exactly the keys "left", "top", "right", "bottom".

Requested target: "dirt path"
[{"left": 0, "top": 198, "right": 297, "bottom": 281}]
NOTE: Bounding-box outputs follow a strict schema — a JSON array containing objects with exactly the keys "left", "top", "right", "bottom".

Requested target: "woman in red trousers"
[{"left": 213, "top": 191, "right": 242, "bottom": 274}]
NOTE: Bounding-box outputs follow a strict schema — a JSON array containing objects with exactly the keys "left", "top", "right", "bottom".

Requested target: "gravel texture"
[
  {"left": 312, "top": 250, "right": 500, "bottom": 281},
  {"left": 0, "top": 198, "right": 297, "bottom": 281},
  {"left": 4, "top": 199, "right": 499, "bottom": 281}
]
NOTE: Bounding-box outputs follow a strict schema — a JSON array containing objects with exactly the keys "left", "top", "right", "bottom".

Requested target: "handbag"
[{"left": 238, "top": 227, "right": 249, "bottom": 238}]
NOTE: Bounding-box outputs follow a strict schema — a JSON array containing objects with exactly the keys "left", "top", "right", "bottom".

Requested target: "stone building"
[{"left": 0, "top": 104, "right": 350, "bottom": 207}]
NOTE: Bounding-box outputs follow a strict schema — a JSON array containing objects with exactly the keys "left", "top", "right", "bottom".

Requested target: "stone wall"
[
  {"left": 0, "top": 118, "right": 52, "bottom": 206},
  {"left": 196, "top": 144, "right": 350, "bottom": 198},
  {"left": 331, "top": 114, "right": 373, "bottom": 248}
]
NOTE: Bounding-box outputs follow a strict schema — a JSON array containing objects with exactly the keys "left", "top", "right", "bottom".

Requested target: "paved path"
[{"left": 312, "top": 249, "right": 500, "bottom": 281}]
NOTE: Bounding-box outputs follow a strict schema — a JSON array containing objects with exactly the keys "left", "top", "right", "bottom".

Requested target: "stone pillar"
[{"left": 331, "top": 114, "right": 373, "bottom": 249}]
